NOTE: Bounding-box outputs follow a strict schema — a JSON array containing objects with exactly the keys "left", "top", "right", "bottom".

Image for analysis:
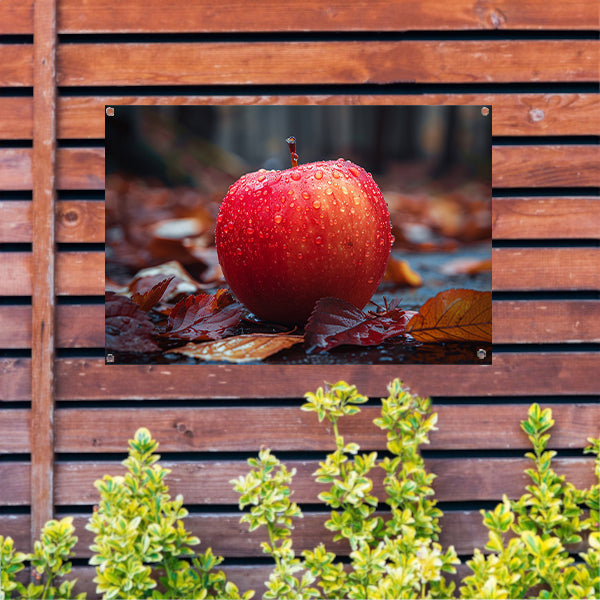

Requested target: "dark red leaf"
[
  {"left": 305, "top": 297, "right": 416, "bottom": 353},
  {"left": 105, "top": 293, "right": 161, "bottom": 353},
  {"left": 131, "top": 276, "right": 175, "bottom": 312},
  {"left": 161, "top": 289, "right": 243, "bottom": 341}
]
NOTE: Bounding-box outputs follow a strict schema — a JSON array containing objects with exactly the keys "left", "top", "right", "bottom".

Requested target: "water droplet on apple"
[
  {"left": 367, "top": 277, "right": 374, "bottom": 284},
  {"left": 302, "top": 191, "right": 310, "bottom": 200},
  {"left": 274, "top": 214, "right": 282, "bottom": 224},
  {"left": 246, "top": 227, "right": 254, "bottom": 235},
  {"left": 236, "top": 248, "right": 243, "bottom": 255},
  {"left": 257, "top": 174, "right": 266, "bottom": 182},
  {"left": 297, "top": 253, "right": 303, "bottom": 259},
  {"left": 332, "top": 170, "right": 341, "bottom": 179},
  {"left": 341, "top": 185, "right": 348, "bottom": 194},
  {"left": 353, "top": 197, "right": 360, "bottom": 205},
  {"left": 315, "top": 236, "right": 323, "bottom": 245},
  {"left": 312, "top": 199, "right": 321, "bottom": 209},
  {"left": 314, "top": 170, "right": 323, "bottom": 180},
  {"left": 325, "top": 188, "right": 333, "bottom": 195},
  {"left": 290, "top": 202, "right": 295, "bottom": 208},
  {"left": 349, "top": 166, "right": 360, "bottom": 177},
  {"left": 288, "top": 189, "right": 294, "bottom": 195},
  {"left": 291, "top": 171, "right": 301, "bottom": 181},
  {"left": 259, "top": 168, "right": 267, "bottom": 173}
]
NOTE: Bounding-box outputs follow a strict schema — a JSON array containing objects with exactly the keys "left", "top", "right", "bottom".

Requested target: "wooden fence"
[{"left": 0, "top": 0, "right": 598, "bottom": 596}]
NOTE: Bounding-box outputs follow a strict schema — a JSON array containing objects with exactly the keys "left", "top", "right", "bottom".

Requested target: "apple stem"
[{"left": 286, "top": 136, "right": 298, "bottom": 167}]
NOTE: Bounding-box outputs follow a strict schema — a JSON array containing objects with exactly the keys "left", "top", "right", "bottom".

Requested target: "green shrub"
[
  {"left": 87, "top": 427, "right": 252, "bottom": 600},
  {"left": 1, "top": 380, "right": 598, "bottom": 599},
  {"left": 233, "top": 379, "right": 599, "bottom": 599}
]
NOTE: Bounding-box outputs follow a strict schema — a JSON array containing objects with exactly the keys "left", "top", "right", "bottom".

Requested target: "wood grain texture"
[
  {"left": 0, "top": 252, "right": 104, "bottom": 296},
  {"left": 492, "top": 248, "right": 600, "bottom": 291},
  {"left": 493, "top": 300, "right": 600, "bottom": 343},
  {"left": 0, "top": 45, "right": 33, "bottom": 86},
  {"left": 1, "top": 353, "right": 596, "bottom": 402},
  {"left": 0, "top": 304, "right": 105, "bottom": 349},
  {"left": 493, "top": 197, "right": 600, "bottom": 239},
  {"left": 31, "top": 0, "right": 58, "bottom": 544},
  {"left": 0, "top": 93, "right": 583, "bottom": 138},
  {"left": 52, "top": 404, "right": 600, "bottom": 453},
  {"left": 493, "top": 145, "right": 600, "bottom": 188},
  {"left": 57, "top": 41, "right": 599, "bottom": 86},
  {"left": 0, "top": 201, "right": 105, "bottom": 243},
  {"left": 3, "top": 0, "right": 598, "bottom": 34},
  {"left": 0, "top": 410, "right": 30, "bottom": 454}
]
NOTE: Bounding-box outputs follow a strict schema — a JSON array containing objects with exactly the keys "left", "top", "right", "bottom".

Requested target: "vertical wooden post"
[{"left": 31, "top": 0, "right": 58, "bottom": 547}]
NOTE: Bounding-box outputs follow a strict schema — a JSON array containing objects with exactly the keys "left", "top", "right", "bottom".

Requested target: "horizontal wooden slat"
[
  {"left": 492, "top": 248, "right": 599, "bottom": 291},
  {"left": 2, "top": 0, "right": 598, "bottom": 34},
  {"left": 0, "top": 200, "right": 105, "bottom": 243},
  {"left": 52, "top": 456, "right": 600, "bottom": 505},
  {"left": 1, "top": 299, "right": 598, "bottom": 349},
  {"left": 1, "top": 353, "right": 598, "bottom": 401},
  {"left": 3, "top": 94, "right": 598, "bottom": 139},
  {"left": 0, "top": 252, "right": 104, "bottom": 296},
  {"left": 0, "top": 304, "right": 105, "bottom": 349},
  {"left": 0, "top": 508, "right": 588, "bottom": 559},
  {"left": 2, "top": 456, "right": 593, "bottom": 506},
  {"left": 493, "top": 197, "right": 600, "bottom": 239},
  {"left": 0, "top": 45, "right": 33, "bottom": 86},
  {"left": 493, "top": 300, "right": 600, "bottom": 343},
  {"left": 53, "top": 404, "right": 599, "bottom": 453},
  {"left": 493, "top": 145, "right": 600, "bottom": 188},
  {"left": 57, "top": 41, "right": 598, "bottom": 86},
  {"left": 0, "top": 148, "right": 104, "bottom": 190},
  {"left": 0, "top": 410, "right": 29, "bottom": 453}
]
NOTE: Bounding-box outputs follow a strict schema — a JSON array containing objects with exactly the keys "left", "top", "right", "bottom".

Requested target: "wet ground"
[{"left": 107, "top": 242, "right": 492, "bottom": 366}]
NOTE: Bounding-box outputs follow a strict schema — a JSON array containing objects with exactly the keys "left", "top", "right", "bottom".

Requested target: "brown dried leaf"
[
  {"left": 384, "top": 256, "right": 422, "bottom": 287},
  {"left": 131, "top": 276, "right": 175, "bottom": 312},
  {"left": 128, "top": 260, "right": 202, "bottom": 300},
  {"left": 171, "top": 334, "right": 303, "bottom": 363},
  {"left": 406, "top": 288, "right": 492, "bottom": 342}
]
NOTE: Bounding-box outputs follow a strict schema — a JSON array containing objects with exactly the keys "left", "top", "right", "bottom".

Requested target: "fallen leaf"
[
  {"left": 384, "top": 256, "right": 423, "bottom": 287},
  {"left": 105, "top": 293, "right": 161, "bottom": 353},
  {"left": 128, "top": 260, "right": 203, "bottom": 300},
  {"left": 406, "top": 288, "right": 492, "bottom": 342},
  {"left": 170, "top": 334, "right": 303, "bottom": 363},
  {"left": 305, "top": 297, "right": 417, "bottom": 353},
  {"left": 131, "top": 276, "right": 175, "bottom": 312},
  {"left": 162, "top": 289, "right": 243, "bottom": 341}
]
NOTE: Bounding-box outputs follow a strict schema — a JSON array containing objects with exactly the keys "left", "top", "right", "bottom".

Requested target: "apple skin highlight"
[{"left": 215, "top": 158, "right": 394, "bottom": 326}]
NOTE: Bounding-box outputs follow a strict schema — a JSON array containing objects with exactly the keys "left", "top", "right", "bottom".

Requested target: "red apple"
[{"left": 215, "top": 138, "right": 393, "bottom": 325}]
